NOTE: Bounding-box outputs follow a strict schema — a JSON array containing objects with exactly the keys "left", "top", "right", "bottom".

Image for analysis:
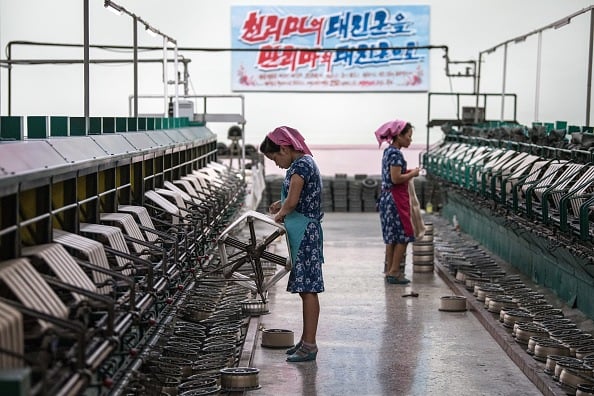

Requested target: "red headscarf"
[{"left": 267, "top": 126, "right": 313, "bottom": 156}]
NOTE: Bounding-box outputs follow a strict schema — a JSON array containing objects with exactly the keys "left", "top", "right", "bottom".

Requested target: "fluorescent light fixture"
[{"left": 104, "top": 0, "right": 123, "bottom": 15}]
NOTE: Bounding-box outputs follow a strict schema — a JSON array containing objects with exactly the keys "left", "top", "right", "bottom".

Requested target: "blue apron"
[{"left": 281, "top": 191, "right": 323, "bottom": 265}]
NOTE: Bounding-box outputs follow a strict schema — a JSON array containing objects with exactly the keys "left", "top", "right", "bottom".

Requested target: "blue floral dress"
[
  {"left": 281, "top": 155, "right": 325, "bottom": 293},
  {"left": 378, "top": 146, "right": 415, "bottom": 245}
]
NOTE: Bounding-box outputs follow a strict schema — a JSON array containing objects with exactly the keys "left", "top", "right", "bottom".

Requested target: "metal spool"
[
  {"left": 576, "top": 345, "right": 594, "bottom": 360},
  {"left": 534, "top": 309, "right": 565, "bottom": 323},
  {"left": 577, "top": 384, "right": 594, "bottom": 396},
  {"left": 501, "top": 285, "right": 529, "bottom": 295},
  {"left": 191, "top": 358, "right": 228, "bottom": 376},
  {"left": 560, "top": 368, "right": 594, "bottom": 395},
  {"left": 554, "top": 359, "right": 589, "bottom": 381},
  {"left": 178, "top": 378, "right": 219, "bottom": 393},
  {"left": 412, "top": 242, "right": 434, "bottom": 254},
  {"left": 172, "top": 330, "right": 207, "bottom": 342},
  {"left": 175, "top": 321, "right": 208, "bottom": 333},
  {"left": 514, "top": 323, "right": 549, "bottom": 345},
  {"left": 523, "top": 304, "right": 554, "bottom": 314},
  {"left": 503, "top": 309, "right": 534, "bottom": 329},
  {"left": 220, "top": 367, "right": 260, "bottom": 391},
  {"left": 201, "top": 342, "right": 237, "bottom": 356},
  {"left": 511, "top": 292, "right": 545, "bottom": 303},
  {"left": 561, "top": 333, "right": 594, "bottom": 344},
  {"left": 413, "top": 252, "right": 434, "bottom": 264},
  {"left": 438, "top": 296, "right": 467, "bottom": 312},
  {"left": 550, "top": 328, "right": 584, "bottom": 342},
  {"left": 208, "top": 324, "right": 241, "bottom": 339},
  {"left": 455, "top": 270, "right": 474, "bottom": 283},
  {"left": 533, "top": 338, "right": 570, "bottom": 362},
  {"left": 504, "top": 287, "right": 533, "bottom": 298},
  {"left": 544, "top": 355, "right": 574, "bottom": 376},
  {"left": 476, "top": 286, "right": 505, "bottom": 302},
  {"left": 413, "top": 262, "right": 434, "bottom": 273},
  {"left": 487, "top": 295, "right": 517, "bottom": 314},
  {"left": 241, "top": 299, "right": 269, "bottom": 316},
  {"left": 158, "top": 356, "right": 194, "bottom": 378},
  {"left": 203, "top": 334, "right": 238, "bottom": 348},
  {"left": 261, "top": 328, "right": 295, "bottom": 348},
  {"left": 182, "top": 373, "right": 220, "bottom": 385},
  {"left": 567, "top": 339, "right": 594, "bottom": 357},
  {"left": 415, "top": 234, "right": 434, "bottom": 244},
  {"left": 527, "top": 336, "right": 552, "bottom": 355},
  {"left": 465, "top": 276, "right": 489, "bottom": 291},
  {"left": 537, "top": 317, "right": 574, "bottom": 327}
]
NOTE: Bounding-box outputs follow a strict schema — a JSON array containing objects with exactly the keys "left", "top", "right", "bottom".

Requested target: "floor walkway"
[{"left": 239, "top": 212, "right": 561, "bottom": 396}]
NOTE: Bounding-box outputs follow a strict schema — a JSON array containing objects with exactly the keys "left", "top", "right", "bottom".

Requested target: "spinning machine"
[
  {"left": 424, "top": 123, "right": 594, "bottom": 322},
  {"left": 0, "top": 117, "right": 287, "bottom": 395}
]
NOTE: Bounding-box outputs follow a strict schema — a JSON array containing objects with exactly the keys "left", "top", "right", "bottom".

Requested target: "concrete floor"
[{"left": 239, "top": 212, "right": 559, "bottom": 396}]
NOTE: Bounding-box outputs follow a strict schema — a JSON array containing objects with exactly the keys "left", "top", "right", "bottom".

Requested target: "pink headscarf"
[
  {"left": 374, "top": 119, "right": 408, "bottom": 148},
  {"left": 267, "top": 126, "right": 313, "bottom": 156}
]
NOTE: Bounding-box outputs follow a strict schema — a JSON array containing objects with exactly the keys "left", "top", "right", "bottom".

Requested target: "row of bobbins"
[{"left": 412, "top": 222, "right": 434, "bottom": 273}]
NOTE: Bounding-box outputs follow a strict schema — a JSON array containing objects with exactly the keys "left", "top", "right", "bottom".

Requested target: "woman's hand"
[
  {"left": 411, "top": 167, "right": 421, "bottom": 177},
  {"left": 269, "top": 200, "right": 281, "bottom": 215},
  {"left": 274, "top": 212, "right": 286, "bottom": 223}
]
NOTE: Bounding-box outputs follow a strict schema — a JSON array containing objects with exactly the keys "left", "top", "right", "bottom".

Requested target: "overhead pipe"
[
  {"left": 3, "top": 41, "right": 454, "bottom": 117},
  {"left": 476, "top": 5, "right": 594, "bottom": 126}
]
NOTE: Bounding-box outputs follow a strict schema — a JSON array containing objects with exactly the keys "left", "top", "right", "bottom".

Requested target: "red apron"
[{"left": 390, "top": 180, "right": 414, "bottom": 238}]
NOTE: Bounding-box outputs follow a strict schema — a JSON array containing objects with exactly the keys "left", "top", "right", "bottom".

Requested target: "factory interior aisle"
[{"left": 242, "top": 212, "right": 556, "bottom": 396}]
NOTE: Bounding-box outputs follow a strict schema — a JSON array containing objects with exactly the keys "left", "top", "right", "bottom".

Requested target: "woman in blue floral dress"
[
  {"left": 375, "top": 120, "right": 420, "bottom": 284},
  {"left": 260, "top": 126, "right": 324, "bottom": 363}
]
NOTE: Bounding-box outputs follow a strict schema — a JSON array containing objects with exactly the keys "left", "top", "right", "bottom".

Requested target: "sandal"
[
  {"left": 286, "top": 340, "right": 302, "bottom": 355},
  {"left": 386, "top": 275, "right": 411, "bottom": 284},
  {"left": 286, "top": 346, "right": 318, "bottom": 362}
]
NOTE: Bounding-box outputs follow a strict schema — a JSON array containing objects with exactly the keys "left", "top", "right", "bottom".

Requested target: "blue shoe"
[
  {"left": 286, "top": 349, "right": 317, "bottom": 362},
  {"left": 386, "top": 276, "right": 410, "bottom": 285},
  {"left": 286, "top": 340, "right": 302, "bottom": 355}
]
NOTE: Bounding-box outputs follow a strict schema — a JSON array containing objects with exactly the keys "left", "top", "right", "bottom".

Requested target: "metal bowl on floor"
[
  {"left": 261, "top": 328, "right": 294, "bottom": 348},
  {"left": 439, "top": 296, "right": 467, "bottom": 312}
]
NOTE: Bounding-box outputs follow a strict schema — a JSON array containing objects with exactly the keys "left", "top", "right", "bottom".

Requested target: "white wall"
[{"left": 0, "top": 0, "right": 592, "bottom": 148}]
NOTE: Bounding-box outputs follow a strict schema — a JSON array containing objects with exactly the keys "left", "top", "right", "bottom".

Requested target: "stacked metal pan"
[{"left": 413, "top": 222, "right": 434, "bottom": 272}]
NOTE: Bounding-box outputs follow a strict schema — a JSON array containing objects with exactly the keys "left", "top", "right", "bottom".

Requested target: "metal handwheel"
[{"left": 216, "top": 210, "right": 292, "bottom": 302}]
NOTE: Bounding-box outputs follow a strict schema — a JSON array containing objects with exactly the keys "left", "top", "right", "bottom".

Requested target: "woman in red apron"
[{"left": 375, "top": 120, "right": 420, "bottom": 284}]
